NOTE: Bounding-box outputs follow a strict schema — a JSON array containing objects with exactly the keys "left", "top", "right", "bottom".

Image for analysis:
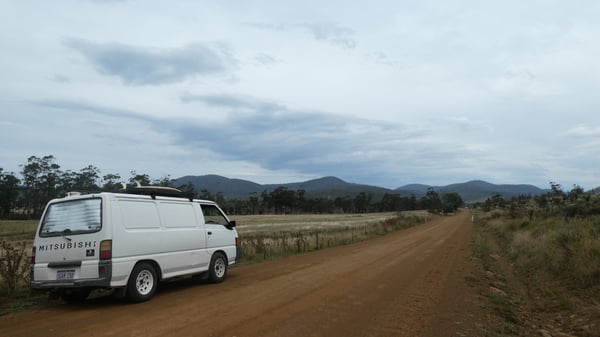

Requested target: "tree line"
[
  {"left": 201, "top": 187, "right": 462, "bottom": 215},
  {"left": 474, "top": 181, "right": 600, "bottom": 219},
  {"left": 0, "top": 155, "right": 464, "bottom": 219}
]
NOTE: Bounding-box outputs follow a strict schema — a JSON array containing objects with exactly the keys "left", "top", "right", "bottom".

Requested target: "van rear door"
[{"left": 32, "top": 197, "right": 107, "bottom": 285}]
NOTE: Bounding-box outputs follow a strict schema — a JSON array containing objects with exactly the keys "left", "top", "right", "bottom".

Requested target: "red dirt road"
[{"left": 0, "top": 210, "right": 483, "bottom": 337}]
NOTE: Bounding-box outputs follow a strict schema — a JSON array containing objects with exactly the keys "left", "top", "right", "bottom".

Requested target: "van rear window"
[{"left": 40, "top": 198, "right": 102, "bottom": 237}]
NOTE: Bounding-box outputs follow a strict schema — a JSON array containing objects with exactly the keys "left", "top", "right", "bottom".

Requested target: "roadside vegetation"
[{"left": 472, "top": 183, "right": 600, "bottom": 337}]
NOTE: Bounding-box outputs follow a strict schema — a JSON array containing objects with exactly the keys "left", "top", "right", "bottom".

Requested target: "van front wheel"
[
  {"left": 127, "top": 263, "right": 157, "bottom": 302},
  {"left": 208, "top": 253, "right": 227, "bottom": 283}
]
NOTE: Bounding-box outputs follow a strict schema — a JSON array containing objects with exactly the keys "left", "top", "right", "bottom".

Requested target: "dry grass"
[
  {"left": 236, "top": 211, "right": 429, "bottom": 262},
  {"left": 473, "top": 209, "right": 600, "bottom": 336},
  {"left": 233, "top": 212, "right": 400, "bottom": 235}
]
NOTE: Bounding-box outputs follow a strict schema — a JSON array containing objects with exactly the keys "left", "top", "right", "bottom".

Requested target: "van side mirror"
[{"left": 226, "top": 220, "right": 236, "bottom": 229}]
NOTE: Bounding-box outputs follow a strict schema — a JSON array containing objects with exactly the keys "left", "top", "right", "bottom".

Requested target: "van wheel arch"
[{"left": 135, "top": 259, "right": 162, "bottom": 280}]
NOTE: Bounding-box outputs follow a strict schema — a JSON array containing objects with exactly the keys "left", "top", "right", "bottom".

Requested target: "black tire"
[
  {"left": 60, "top": 288, "right": 91, "bottom": 302},
  {"left": 208, "top": 252, "right": 227, "bottom": 283},
  {"left": 127, "top": 262, "right": 158, "bottom": 302}
]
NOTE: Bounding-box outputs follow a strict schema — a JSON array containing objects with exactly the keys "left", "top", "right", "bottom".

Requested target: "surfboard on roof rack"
[{"left": 121, "top": 186, "right": 189, "bottom": 198}]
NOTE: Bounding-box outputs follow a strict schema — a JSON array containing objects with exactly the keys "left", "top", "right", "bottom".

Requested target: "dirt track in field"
[{"left": 0, "top": 210, "right": 484, "bottom": 337}]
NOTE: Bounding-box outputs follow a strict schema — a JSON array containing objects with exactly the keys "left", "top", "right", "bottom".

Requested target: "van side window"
[
  {"left": 119, "top": 200, "right": 160, "bottom": 229},
  {"left": 201, "top": 204, "right": 228, "bottom": 225}
]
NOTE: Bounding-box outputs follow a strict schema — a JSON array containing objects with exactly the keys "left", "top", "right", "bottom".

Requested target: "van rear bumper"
[
  {"left": 31, "top": 260, "right": 112, "bottom": 290},
  {"left": 31, "top": 277, "right": 111, "bottom": 289}
]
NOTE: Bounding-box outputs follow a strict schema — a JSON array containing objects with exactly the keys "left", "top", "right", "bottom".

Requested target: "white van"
[{"left": 30, "top": 187, "right": 241, "bottom": 302}]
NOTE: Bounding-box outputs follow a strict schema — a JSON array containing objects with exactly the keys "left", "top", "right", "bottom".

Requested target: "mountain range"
[{"left": 172, "top": 175, "right": 547, "bottom": 204}]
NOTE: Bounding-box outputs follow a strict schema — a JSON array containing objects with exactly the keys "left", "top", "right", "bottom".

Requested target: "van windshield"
[{"left": 40, "top": 198, "right": 102, "bottom": 237}]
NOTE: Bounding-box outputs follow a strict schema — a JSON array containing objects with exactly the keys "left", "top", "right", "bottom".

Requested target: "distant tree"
[
  {"left": 200, "top": 189, "right": 214, "bottom": 200},
  {"left": 177, "top": 182, "right": 197, "bottom": 199},
  {"left": 354, "top": 192, "right": 372, "bottom": 213},
  {"left": 72, "top": 165, "right": 101, "bottom": 192},
  {"left": 59, "top": 170, "right": 78, "bottom": 193},
  {"left": 422, "top": 188, "right": 443, "bottom": 212},
  {"left": 216, "top": 192, "right": 227, "bottom": 205},
  {"left": 248, "top": 192, "right": 260, "bottom": 214},
  {"left": 568, "top": 184, "right": 584, "bottom": 202},
  {"left": 548, "top": 181, "right": 566, "bottom": 210},
  {"left": 334, "top": 196, "right": 353, "bottom": 213},
  {"left": 442, "top": 192, "right": 463, "bottom": 213},
  {"left": 0, "top": 169, "right": 21, "bottom": 218},
  {"left": 153, "top": 175, "right": 172, "bottom": 187},
  {"left": 296, "top": 189, "right": 306, "bottom": 211},
  {"left": 102, "top": 173, "right": 123, "bottom": 191},
  {"left": 270, "top": 187, "right": 297, "bottom": 213},
  {"left": 484, "top": 193, "right": 506, "bottom": 210},
  {"left": 380, "top": 193, "right": 401, "bottom": 212},
  {"left": 20, "top": 155, "right": 62, "bottom": 217},
  {"left": 261, "top": 190, "right": 271, "bottom": 213},
  {"left": 550, "top": 181, "right": 564, "bottom": 196},
  {"left": 128, "top": 171, "right": 151, "bottom": 187}
]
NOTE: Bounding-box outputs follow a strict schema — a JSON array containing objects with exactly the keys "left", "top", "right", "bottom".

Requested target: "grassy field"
[{"left": 0, "top": 220, "right": 38, "bottom": 242}]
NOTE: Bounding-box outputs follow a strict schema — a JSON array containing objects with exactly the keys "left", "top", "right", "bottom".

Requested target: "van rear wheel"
[
  {"left": 208, "top": 252, "right": 227, "bottom": 283},
  {"left": 127, "top": 262, "right": 157, "bottom": 302}
]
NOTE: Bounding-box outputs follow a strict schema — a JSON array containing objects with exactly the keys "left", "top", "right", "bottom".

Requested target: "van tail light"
[
  {"left": 235, "top": 237, "right": 241, "bottom": 247},
  {"left": 100, "top": 240, "right": 112, "bottom": 260},
  {"left": 31, "top": 246, "right": 36, "bottom": 265}
]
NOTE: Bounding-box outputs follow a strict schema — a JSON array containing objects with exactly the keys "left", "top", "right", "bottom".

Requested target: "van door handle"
[{"left": 207, "top": 231, "right": 212, "bottom": 235}]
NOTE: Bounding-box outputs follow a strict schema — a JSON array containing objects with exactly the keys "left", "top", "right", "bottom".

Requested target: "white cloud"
[
  {"left": 243, "top": 21, "right": 357, "bottom": 49},
  {"left": 565, "top": 126, "right": 600, "bottom": 138}
]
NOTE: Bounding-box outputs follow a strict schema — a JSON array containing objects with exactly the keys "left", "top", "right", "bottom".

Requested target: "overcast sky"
[{"left": 1, "top": 1, "right": 599, "bottom": 190}]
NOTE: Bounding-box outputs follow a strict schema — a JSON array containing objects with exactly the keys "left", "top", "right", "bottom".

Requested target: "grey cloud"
[
  {"left": 63, "top": 38, "right": 232, "bottom": 85},
  {"left": 35, "top": 96, "right": 425, "bottom": 186},
  {"left": 255, "top": 53, "right": 278, "bottom": 66},
  {"left": 49, "top": 74, "right": 70, "bottom": 83},
  {"left": 175, "top": 94, "right": 427, "bottom": 185},
  {"left": 33, "top": 96, "right": 547, "bottom": 187},
  {"left": 180, "top": 93, "right": 286, "bottom": 113},
  {"left": 34, "top": 99, "right": 140, "bottom": 119}
]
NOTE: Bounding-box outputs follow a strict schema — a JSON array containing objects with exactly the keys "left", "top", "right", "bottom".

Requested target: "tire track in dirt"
[{"left": 0, "top": 211, "right": 477, "bottom": 337}]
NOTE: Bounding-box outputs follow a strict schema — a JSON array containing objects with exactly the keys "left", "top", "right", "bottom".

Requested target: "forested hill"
[
  {"left": 172, "top": 175, "right": 546, "bottom": 203},
  {"left": 396, "top": 180, "right": 547, "bottom": 203}
]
